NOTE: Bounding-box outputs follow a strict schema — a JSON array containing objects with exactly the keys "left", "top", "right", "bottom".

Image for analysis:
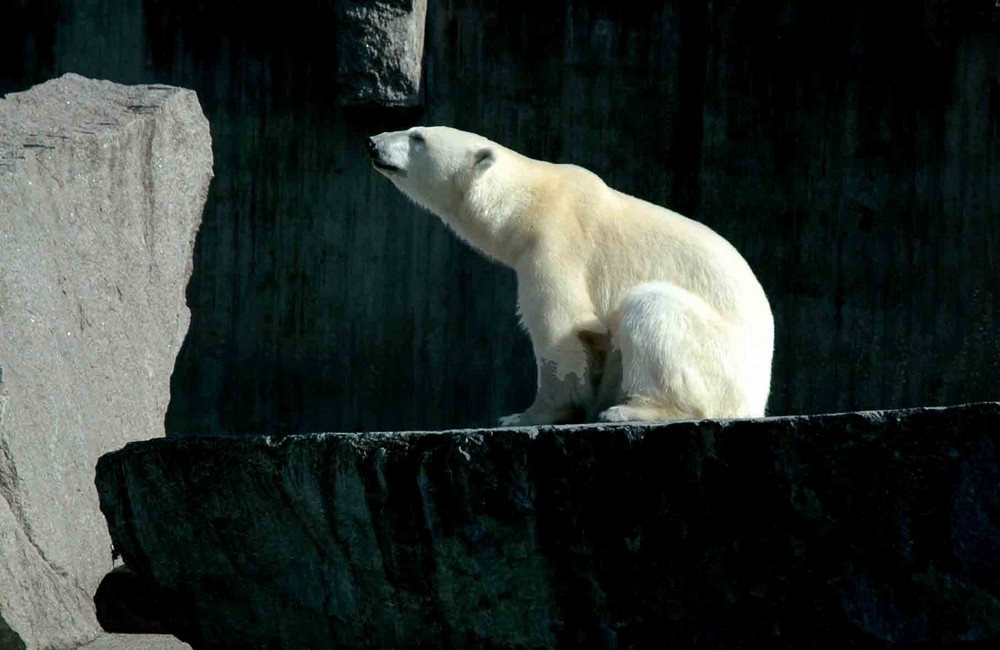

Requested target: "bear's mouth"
[{"left": 371, "top": 158, "right": 402, "bottom": 174}]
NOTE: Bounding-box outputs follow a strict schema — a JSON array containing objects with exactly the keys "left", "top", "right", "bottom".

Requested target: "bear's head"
[{"left": 366, "top": 126, "right": 498, "bottom": 218}]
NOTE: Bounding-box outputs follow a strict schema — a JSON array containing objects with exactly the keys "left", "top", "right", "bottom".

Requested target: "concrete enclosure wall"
[{"left": 2, "top": 0, "right": 998, "bottom": 434}]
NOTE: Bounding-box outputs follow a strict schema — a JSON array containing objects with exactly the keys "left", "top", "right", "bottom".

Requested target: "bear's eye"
[{"left": 409, "top": 132, "right": 425, "bottom": 144}]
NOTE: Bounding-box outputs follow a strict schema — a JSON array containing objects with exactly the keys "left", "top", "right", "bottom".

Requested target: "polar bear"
[{"left": 367, "top": 126, "right": 774, "bottom": 425}]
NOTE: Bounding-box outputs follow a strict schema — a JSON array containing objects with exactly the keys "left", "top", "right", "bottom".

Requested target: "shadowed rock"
[
  {"left": 0, "top": 73, "right": 212, "bottom": 648},
  {"left": 97, "top": 402, "right": 1000, "bottom": 649},
  {"left": 334, "top": 0, "right": 428, "bottom": 106}
]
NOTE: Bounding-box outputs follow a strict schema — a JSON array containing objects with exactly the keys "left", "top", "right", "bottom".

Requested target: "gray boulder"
[
  {"left": 335, "top": 0, "right": 428, "bottom": 106},
  {"left": 0, "top": 74, "right": 212, "bottom": 649},
  {"left": 97, "top": 402, "right": 1000, "bottom": 649}
]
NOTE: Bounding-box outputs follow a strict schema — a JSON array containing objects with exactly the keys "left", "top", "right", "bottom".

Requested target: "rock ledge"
[{"left": 97, "top": 403, "right": 1000, "bottom": 649}]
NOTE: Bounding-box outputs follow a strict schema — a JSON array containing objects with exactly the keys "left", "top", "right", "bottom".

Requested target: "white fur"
[{"left": 369, "top": 126, "right": 775, "bottom": 424}]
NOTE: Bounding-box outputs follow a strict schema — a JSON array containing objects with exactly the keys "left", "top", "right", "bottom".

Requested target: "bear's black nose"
[{"left": 366, "top": 137, "right": 377, "bottom": 158}]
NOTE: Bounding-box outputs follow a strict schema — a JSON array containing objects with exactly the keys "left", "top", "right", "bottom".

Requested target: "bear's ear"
[{"left": 474, "top": 147, "right": 496, "bottom": 171}]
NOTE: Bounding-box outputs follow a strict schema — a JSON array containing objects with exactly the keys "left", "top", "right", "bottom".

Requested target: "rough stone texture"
[
  {"left": 98, "top": 402, "right": 1000, "bottom": 649},
  {"left": 0, "top": 74, "right": 212, "bottom": 648},
  {"left": 76, "top": 634, "right": 190, "bottom": 650},
  {"left": 334, "top": 0, "right": 428, "bottom": 106}
]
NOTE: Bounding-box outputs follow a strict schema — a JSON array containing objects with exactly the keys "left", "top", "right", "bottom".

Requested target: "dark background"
[{"left": 2, "top": 0, "right": 998, "bottom": 435}]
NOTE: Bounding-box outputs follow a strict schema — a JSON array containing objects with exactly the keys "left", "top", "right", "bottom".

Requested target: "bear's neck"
[{"left": 442, "top": 159, "right": 537, "bottom": 267}]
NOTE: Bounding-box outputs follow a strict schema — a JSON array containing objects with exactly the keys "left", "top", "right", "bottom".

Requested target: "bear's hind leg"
[
  {"left": 597, "top": 400, "right": 696, "bottom": 423},
  {"left": 600, "top": 281, "right": 748, "bottom": 422}
]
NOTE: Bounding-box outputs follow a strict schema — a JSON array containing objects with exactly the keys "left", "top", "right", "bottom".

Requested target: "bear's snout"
[{"left": 367, "top": 135, "right": 403, "bottom": 174}]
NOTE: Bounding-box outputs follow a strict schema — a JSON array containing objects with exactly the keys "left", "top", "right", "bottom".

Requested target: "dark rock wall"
[{"left": 2, "top": 1, "right": 998, "bottom": 434}]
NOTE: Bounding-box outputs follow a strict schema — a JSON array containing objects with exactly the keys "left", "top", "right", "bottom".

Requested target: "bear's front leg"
[
  {"left": 497, "top": 320, "right": 601, "bottom": 427},
  {"left": 497, "top": 364, "right": 582, "bottom": 427}
]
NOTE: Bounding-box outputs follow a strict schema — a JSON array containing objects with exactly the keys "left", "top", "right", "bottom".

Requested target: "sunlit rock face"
[{"left": 0, "top": 73, "right": 212, "bottom": 649}]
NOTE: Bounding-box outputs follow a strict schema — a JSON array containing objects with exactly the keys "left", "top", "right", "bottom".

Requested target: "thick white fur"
[{"left": 368, "top": 126, "right": 774, "bottom": 425}]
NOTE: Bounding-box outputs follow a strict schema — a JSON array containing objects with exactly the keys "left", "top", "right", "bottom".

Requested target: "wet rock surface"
[{"left": 97, "top": 402, "right": 1000, "bottom": 649}]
